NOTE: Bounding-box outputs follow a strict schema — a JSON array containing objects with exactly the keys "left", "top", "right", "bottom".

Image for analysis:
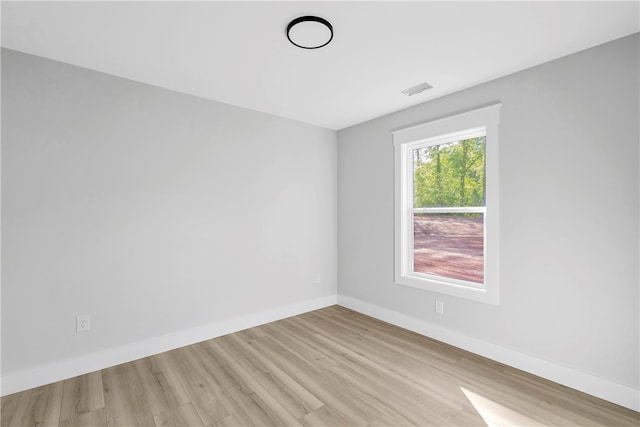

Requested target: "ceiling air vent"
[{"left": 401, "top": 82, "right": 433, "bottom": 96}]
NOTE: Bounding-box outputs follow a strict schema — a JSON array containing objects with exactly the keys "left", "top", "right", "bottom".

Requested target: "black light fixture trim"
[{"left": 286, "top": 16, "right": 333, "bottom": 49}]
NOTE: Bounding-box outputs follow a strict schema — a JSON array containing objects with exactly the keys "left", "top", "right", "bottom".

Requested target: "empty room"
[{"left": 1, "top": 1, "right": 639, "bottom": 426}]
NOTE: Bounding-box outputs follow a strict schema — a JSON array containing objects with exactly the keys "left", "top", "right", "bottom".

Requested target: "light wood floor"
[{"left": 2, "top": 306, "right": 638, "bottom": 426}]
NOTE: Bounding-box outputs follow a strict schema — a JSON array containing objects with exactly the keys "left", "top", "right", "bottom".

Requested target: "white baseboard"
[
  {"left": 337, "top": 295, "right": 640, "bottom": 412},
  {"left": 1, "top": 294, "right": 338, "bottom": 397}
]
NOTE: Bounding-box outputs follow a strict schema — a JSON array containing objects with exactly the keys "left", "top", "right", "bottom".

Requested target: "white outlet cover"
[{"left": 76, "top": 315, "right": 91, "bottom": 332}]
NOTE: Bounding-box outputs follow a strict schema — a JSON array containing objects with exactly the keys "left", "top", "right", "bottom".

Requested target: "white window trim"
[{"left": 393, "top": 103, "right": 501, "bottom": 305}]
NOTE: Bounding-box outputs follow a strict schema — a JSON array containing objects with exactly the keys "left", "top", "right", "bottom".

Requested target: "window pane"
[
  {"left": 413, "top": 213, "right": 484, "bottom": 283},
  {"left": 413, "top": 137, "right": 486, "bottom": 208}
]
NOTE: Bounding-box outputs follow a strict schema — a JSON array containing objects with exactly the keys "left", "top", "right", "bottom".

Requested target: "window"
[{"left": 393, "top": 104, "right": 501, "bottom": 304}]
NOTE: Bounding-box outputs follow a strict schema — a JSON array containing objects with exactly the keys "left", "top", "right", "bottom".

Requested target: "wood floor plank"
[
  {"left": 1, "top": 390, "right": 22, "bottom": 426},
  {"left": 315, "top": 333, "right": 460, "bottom": 424},
  {"left": 58, "top": 408, "right": 107, "bottom": 427},
  {"left": 323, "top": 363, "right": 432, "bottom": 426},
  {"left": 168, "top": 343, "right": 293, "bottom": 427},
  {"left": 299, "top": 404, "right": 367, "bottom": 427},
  {"left": 218, "top": 359, "right": 302, "bottom": 426},
  {"left": 330, "top": 359, "right": 453, "bottom": 425},
  {"left": 2, "top": 306, "right": 638, "bottom": 427},
  {"left": 448, "top": 408, "right": 489, "bottom": 427},
  {"left": 102, "top": 363, "right": 155, "bottom": 427},
  {"left": 448, "top": 356, "right": 551, "bottom": 416},
  {"left": 259, "top": 322, "right": 339, "bottom": 372},
  {"left": 131, "top": 356, "right": 190, "bottom": 416},
  {"left": 152, "top": 402, "right": 205, "bottom": 427},
  {"left": 454, "top": 386, "right": 543, "bottom": 426},
  {"left": 295, "top": 316, "right": 468, "bottom": 418},
  {"left": 219, "top": 410, "right": 254, "bottom": 427},
  {"left": 1, "top": 382, "right": 63, "bottom": 427},
  {"left": 36, "top": 382, "right": 64, "bottom": 427},
  {"left": 501, "top": 366, "right": 640, "bottom": 426},
  {"left": 163, "top": 345, "right": 238, "bottom": 424},
  {"left": 207, "top": 333, "right": 324, "bottom": 418},
  {"left": 59, "top": 371, "right": 104, "bottom": 422},
  {"left": 251, "top": 336, "right": 374, "bottom": 426},
  {"left": 311, "top": 307, "right": 462, "bottom": 368},
  {"left": 148, "top": 352, "right": 193, "bottom": 408},
  {"left": 530, "top": 399, "right": 639, "bottom": 427},
  {"left": 305, "top": 309, "right": 466, "bottom": 383}
]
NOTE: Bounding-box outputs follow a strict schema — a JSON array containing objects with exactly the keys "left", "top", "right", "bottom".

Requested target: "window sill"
[{"left": 395, "top": 273, "right": 499, "bottom": 305}]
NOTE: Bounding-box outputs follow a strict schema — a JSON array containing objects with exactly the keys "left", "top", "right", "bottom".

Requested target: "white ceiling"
[{"left": 2, "top": 1, "right": 638, "bottom": 130}]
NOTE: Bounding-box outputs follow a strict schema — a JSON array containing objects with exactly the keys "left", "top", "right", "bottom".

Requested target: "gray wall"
[
  {"left": 337, "top": 34, "right": 639, "bottom": 388},
  {"left": 1, "top": 49, "right": 337, "bottom": 375}
]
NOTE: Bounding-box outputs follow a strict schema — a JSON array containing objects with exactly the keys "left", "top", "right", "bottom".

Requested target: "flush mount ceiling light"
[{"left": 286, "top": 16, "right": 333, "bottom": 49}]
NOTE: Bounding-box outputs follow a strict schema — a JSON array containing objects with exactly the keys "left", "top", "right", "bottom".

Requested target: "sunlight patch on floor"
[{"left": 460, "top": 387, "right": 541, "bottom": 426}]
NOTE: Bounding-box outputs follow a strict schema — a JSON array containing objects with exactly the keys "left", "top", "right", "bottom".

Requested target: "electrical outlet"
[
  {"left": 76, "top": 315, "right": 90, "bottom": 332},
  {"left": 315, "top": 273, "right": 321, "bottom": 284},
  {"left": 435, "top": 300, "right": 444, "bottom": 315}
]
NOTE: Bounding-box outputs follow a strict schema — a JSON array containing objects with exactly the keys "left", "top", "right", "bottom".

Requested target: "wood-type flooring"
[{"left": 2, "top": 306, "right": 638, "bottom": 426}]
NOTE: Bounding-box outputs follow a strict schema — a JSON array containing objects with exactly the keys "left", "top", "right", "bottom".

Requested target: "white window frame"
[{"left": 393, "top": 103, "right": 501, "bottom": 304}]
